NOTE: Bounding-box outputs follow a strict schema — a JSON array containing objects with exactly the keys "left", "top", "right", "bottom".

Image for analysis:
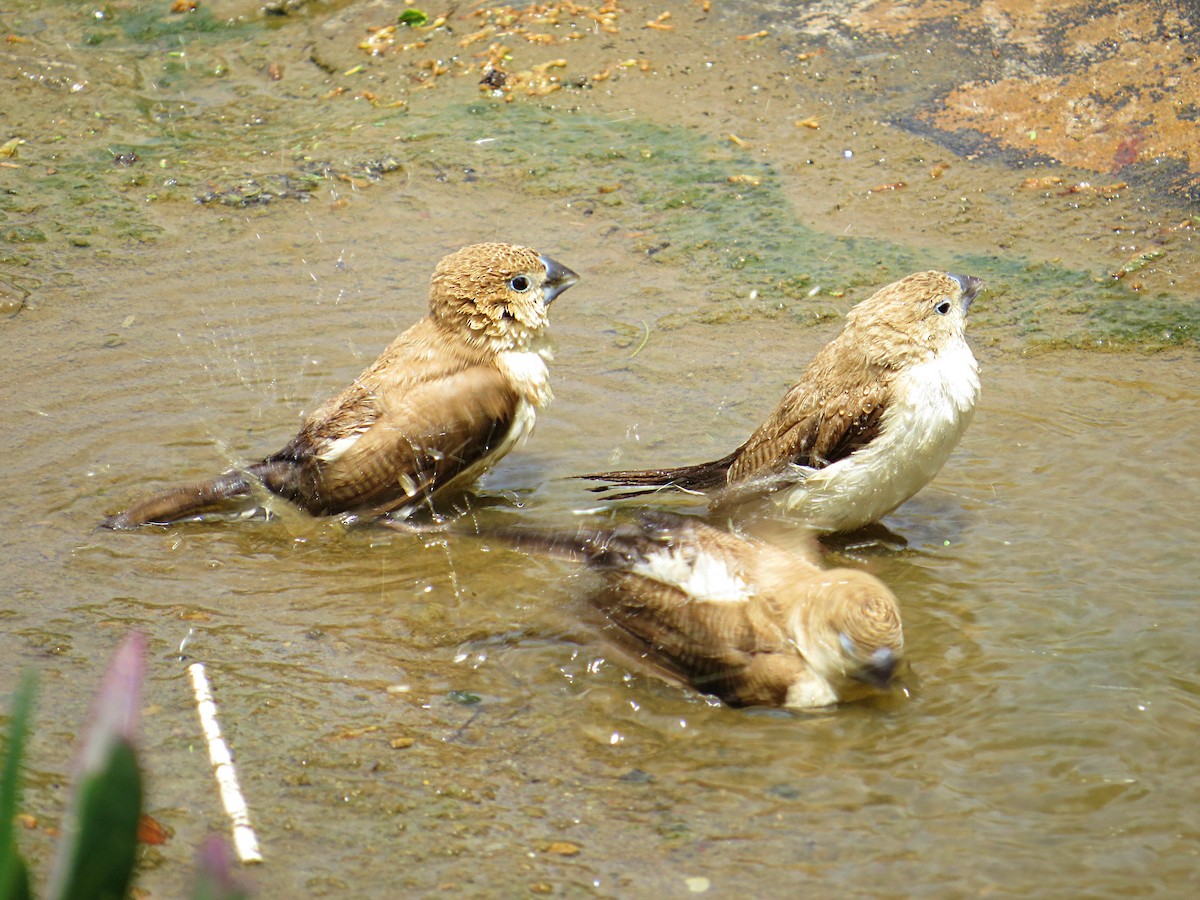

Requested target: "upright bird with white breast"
[
  {"left": 103, "top": 242, "right": 578, "bottom": 529},
  {"left": 582, "top": 271, "right": 981, "bottom": 532}
]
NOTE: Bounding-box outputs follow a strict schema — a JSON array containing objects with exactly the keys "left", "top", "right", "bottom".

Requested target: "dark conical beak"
[
  {"left": 540, "top": 254, "right": 579, "bottom": 305},
  {"left": 854, "top": 647, "right": 901, "bottom": 689},
  {"left": 948, "top": 273, "right": 982, "bottom": 311}
]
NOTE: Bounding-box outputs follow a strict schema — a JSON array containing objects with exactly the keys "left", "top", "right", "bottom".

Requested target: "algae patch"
[
  {"left": 2, "top": 0, "right": 1195, "bottom": 351},
  {"left": 392, "top": 101, "right": 1200, "bottom": 348}
]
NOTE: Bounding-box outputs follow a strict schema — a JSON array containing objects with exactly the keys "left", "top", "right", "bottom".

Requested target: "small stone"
[
  {"left": 685, "top": 877, "right": 711, "bottom": 893},
  {"left": 390, "top": 737, "right": 415, "bottom": 749},
  {"left": 544, "top": 841, "right": 581, "bottom": 856}
]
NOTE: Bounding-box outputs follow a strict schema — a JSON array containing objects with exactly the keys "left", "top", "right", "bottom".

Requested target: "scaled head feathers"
[
  {"left": 430, "top": 242, "right": 579, "bottom": 352},
  {"left": 845, "top": 270, "right": 979, "bottom": 365},
  {"left": 786, "top": 567, "right": 904, "bottom": 694}
]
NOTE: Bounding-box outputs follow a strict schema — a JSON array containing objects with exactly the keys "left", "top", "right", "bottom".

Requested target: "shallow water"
[{"left": 3, "top": 0, "right": 1200, "bottom": 896}]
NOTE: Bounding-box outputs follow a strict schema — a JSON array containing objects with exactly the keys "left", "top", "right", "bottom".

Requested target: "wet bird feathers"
[
  {"left": 584, "top": 340, "right": 894, "bottom": 497},
  {"left": 103, "top": 243, "right": 576, "bottom": 528},
  {"left": 598, "top": 564, "right": 810, "bottom": 708},
  {"left": 726, "top": 345, "right": 891, "bottom": 480},
  {"left": 494, "top": 512, "right": 898, "bottom": 709},
  {"left": 581, "top": 271, "right": 980, "bottom": 531},
  {"left": 263, "top": 329, "right": 531, "bottom": 517},
  {"left": 599, "top": 521, "right": 827, "bottom": 706}
]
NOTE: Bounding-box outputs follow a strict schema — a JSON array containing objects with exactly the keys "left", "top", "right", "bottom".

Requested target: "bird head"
[
  {"left": 786, "top": 567, "right": 905, "bottom": 698},
  {"left": 844, "top": 270, "right": 980, "bottom": 365},
  {"left": 430, "top": 242, "right": 579, "bottom": 352}
]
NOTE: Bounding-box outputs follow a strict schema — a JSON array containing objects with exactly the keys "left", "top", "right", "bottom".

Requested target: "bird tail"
[
  {"left": 471, "top": 521, "right": 602, "bottom": 563},
  {"left": 576, "top": 450, "right": 738, "bottom": 500},
  {"left": 473, "top": 510, "right": 696, "bottom": 571},
  {"left": 101, "top": 470, "right": 259, "bottom": 530}
]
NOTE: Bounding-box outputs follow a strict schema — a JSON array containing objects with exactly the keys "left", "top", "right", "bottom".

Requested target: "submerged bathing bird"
[
  {"left": 103, "top": 242, "right": 579, "bottom": 529},
  {"left": 495, "top": 511, "right": 904, "bottom": 709},
  {"left": 582, "top": 271, "right": 981, "bottom": 532}
]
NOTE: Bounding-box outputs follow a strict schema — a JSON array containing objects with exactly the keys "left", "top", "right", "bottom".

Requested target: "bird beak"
[
  {"left": 853, "top": 647, "right": 900, "bottom": 689},
  {"left": 948, "top": 273, "right": 982, "bottom": 311},
  {"left": 540, "top": 255, "right": 579, "bottom": 305}
]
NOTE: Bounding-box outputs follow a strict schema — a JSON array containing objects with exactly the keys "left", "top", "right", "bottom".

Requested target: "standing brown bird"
[
  {"left": 103, "top": 242, "right": 579, "bottom": 529},
  {"left": 494, "top": 511, "right": 904, "bottom": 709},
  {"left": 581, "top": 271, "right": 981, "bottom": 532}
]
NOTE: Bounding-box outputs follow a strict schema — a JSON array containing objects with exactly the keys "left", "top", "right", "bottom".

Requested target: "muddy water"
[{"left": 3, "top": 0, "right": 1200, "bottom": 896}]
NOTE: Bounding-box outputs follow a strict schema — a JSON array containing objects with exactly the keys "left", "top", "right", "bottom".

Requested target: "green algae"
[
  {"left": 3, "top": 0, "right": 1194, "bottom": 351},
  {"left": 1, "top": 226, "right": 47, "bottom": 244},
  {"left": 952, "top": 254, "right": 1200, "bottom": 349},
  {"left": 418, "top": 101, "right": 917, "bottom": 297},
  {"left": 82, "top": 4, "right": 252, "bottom": 47},
  {"left": 397, "top": 100, "right": 1199, "bottom": 348}
]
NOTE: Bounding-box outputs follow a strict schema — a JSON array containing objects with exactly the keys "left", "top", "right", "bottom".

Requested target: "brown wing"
[
  {"left": 581, "top": 343, "right": 895, "bottom": 499},
  {"left": 260, "top": 362, "right": 519, "bottom": 517},
  {"left": 594, "top": 570, "right": 806, "bottom": 708},
  {"left": 727, "top": 349, "right": 894, "bottom": 483},
  {"left": 484, "top": 512, "right": 815, "bottom": 708}
]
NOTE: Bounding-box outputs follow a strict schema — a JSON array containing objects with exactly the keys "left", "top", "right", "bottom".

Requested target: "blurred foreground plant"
[
  {"left": 1, "top": 672, "right": 36, "bottom": 898},
  {"left": 0, "top": 634, "right": 247, "bottom": 900},
  {"left": 1, "top": 634, "right": 143, "bottom": 900}
]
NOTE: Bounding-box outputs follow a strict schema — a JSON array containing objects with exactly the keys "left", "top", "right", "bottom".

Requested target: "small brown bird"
[
  {"left": 581, "top": 271, "right": 981, "bottom": 532},
  {"left": 495, "top": 512, "right": 904, "bottom": 709},
  {"left": 103, "top": 242, "right": 579, "bottom": 529}
]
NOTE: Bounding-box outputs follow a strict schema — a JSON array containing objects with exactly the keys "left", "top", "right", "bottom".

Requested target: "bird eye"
[
  {"left": 509, "top": 275, "right": 531, "bottom": 292},
  {"left": 934, "top": 299, "right": 952, "bottom": 315}
]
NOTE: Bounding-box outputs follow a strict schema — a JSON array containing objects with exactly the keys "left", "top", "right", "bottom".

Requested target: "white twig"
[{"left": 188, "top": 662, "right": 264, "bottom": 864}]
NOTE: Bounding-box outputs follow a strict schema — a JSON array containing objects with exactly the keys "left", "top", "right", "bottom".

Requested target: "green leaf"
[
  {"left": 51, "top": 740, "right": 142, "bottom": 900},
  {"left": 0, "top": 672, "right": 36, "bottom": 900},
  {"left": 0, "top": 856, "right": 31, "bottom": 900},
  {"left": 397, "top": 9, "right": 429, "bottom": 26},
  {"left": 48, "top": 633, "right": 146, "bottom": 900}
]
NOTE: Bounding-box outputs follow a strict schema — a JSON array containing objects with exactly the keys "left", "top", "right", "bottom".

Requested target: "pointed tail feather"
[
  {"left": 473, "top": 510, "right": 695, "bottom": 571},
  {"left": 101, "top": 471, "right": 257, "bottom": 530},
  {"left": 577, "top": 451, "right": 738, "bottom": 500},
  {"left": 471, "top": 520, "right": 652, "bottom": 570},
  {"left": 584, "top": 483, "right": 692, "bottom": 502},
  {"left": 471, "top": 522, "right": 601, "bottom": 563}
]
